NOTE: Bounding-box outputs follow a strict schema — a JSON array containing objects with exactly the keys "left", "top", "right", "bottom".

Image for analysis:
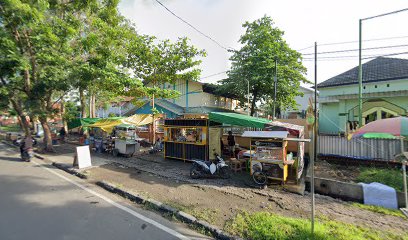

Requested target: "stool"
[{"left": 229, "top": 158, "right": 243, "bottom": 173}]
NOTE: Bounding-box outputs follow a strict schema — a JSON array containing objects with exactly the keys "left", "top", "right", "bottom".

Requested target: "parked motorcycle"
[
  {"left": 21, "top": 147, "right": 34, "bottom": 162},
  {"left": 190, "top": 152, "right": 231, "bottom": 179},
  {"left": 13, "top": 135, "right": 37, "bottom": 147}
]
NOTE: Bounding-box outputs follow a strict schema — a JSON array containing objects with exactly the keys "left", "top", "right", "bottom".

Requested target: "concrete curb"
[
  {"left": 96, "top": 180, "right": 242, "bottom": 240},
  {"left": 52, "top": 162, "right": 88, "bottom": 179}
]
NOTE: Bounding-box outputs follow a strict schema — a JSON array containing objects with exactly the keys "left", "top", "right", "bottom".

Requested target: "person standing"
[
  {"left": 59, "top": 127, "right": 66, "bottom": 143},
  {"left": 227, "top": 131, "right": 235, "bottom": 157}
]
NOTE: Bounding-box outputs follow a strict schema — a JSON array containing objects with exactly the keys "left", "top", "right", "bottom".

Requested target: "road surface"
[{"left": 0, "top": 143, "right": 210, "bottom": 240}]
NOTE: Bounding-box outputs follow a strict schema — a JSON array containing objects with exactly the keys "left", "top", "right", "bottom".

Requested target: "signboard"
[{"left": 76, "top": 146, "right": 92, "bottom": 169}]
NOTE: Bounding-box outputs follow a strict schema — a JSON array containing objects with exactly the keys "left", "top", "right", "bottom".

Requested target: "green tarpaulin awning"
[
  {"left": 67, "top": 118, "right": 101, "bottom": 130},
  {"left": 208, "top": 112, "right": 271, "bottom": 129}
]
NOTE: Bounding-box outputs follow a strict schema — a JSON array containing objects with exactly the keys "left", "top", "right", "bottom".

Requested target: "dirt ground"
[
  {"left": 314, "top": 160, "right": 361, "bottom": 183},
  {"left": 86, "top": 162, "right": 408, "bottom": 235},
  {"left": 36, "top": 140, "right": 407, "bottom": 236}
]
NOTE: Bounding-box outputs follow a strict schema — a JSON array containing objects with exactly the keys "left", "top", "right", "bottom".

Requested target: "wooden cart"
[{"left": 242, "top": 130, "right": 310, "bottom": 185}]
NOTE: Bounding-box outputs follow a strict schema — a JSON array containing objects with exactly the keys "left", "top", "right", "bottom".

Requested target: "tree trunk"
[
  {"left": 39, "top": 116, "right": 54, "bottom": 152},
  {"left": 29, "top": 115, "right": 37, "bottom": 135},
  {"left": 60, "top": 99, "right": 68, "bottom": 133},
  {"left": 90, "top": 93, "right": 96, "bottom": 118},
  {"left": 79, "top": 88, "right": 87, "bottom": 118},
  {"left": 10, "top": 99, "right": 31, "bottom": 137},
  {"left": 250, "top": 92, "right": 258, "bottom": 116}
]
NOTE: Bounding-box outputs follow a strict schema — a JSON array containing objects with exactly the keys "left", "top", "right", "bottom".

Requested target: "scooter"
[
  {"left": 13, "top": 135, "right": 37, "bottom": 147},
  {"left": 190, "top": 152, "right": 231, "bottom": 179},
  {"left": 21, "top": 147, "right": 34, "bottom": 162}
]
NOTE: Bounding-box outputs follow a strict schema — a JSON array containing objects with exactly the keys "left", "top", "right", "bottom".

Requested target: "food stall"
[
  {"left": 84, "top": 114, "right": 154, "bottom": 157},
  {"left": 163, "top": 118, "right": 208, "bottom": 161},
  {"left": 241, "top": 121, "right": 310, "bottom": 185},
  {"left": 112, "top": 124, "right": 139, "bottom": 157}
]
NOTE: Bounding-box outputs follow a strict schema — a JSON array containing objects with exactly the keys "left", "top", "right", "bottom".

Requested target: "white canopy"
[{"left": 241, "top": 131, "right": 288, "bottom": 139}]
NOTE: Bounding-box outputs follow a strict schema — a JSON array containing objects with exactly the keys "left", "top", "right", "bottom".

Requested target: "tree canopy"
[
  {"left": 0, "top": 0, "right": 206, "bottom": 151},
  {"left": 218, "top": 16, "right": 309, "bottom": 116}
]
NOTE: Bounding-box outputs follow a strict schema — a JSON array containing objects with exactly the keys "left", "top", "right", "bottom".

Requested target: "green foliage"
[
  {"left": 126, "top": 36, "right": 206, "bottom": 99},
  {"left": 218, "top": 16, "right": 309, "bottom": 115},
  {"left": 62, "top": 102, "right": 80, "bottom": 122},
  {"left": 357, "top": 167, "right": 407, "bottom": 192},
  {"left": 224, "top": 212, "right": 407, "bottom": 240},
  {"left": 351, "top": 203, "right": 406, "bottom": 218},
  {"left": 0, "top": 125, "right": 22, "bottom": 132}
]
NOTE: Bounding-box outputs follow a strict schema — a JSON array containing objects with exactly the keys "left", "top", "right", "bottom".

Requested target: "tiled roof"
[{"left": 317, "top": 57, "right": 408, "bottom": 88}]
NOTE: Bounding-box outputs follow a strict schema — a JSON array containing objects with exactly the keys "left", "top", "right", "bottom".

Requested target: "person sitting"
[{"left": 186, "top": 131, "right": 197, "bottom": 142}]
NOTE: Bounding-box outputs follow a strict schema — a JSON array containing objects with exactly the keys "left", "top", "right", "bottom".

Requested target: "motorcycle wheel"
[
  {"left": 112, "top": 149, "right": 119, "bottom": 157},
  {"left": 219, "top": 166, "right": 232, "bottom": 179},
  {"left": 190, "top": 165, "right": 201, "bottom": 179},
  {"left": 252, "top": 170, "right": 267, "bottom": 185}
]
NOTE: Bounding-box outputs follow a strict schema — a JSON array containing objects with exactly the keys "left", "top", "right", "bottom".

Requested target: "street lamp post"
[{"left": 358, "top": 8, "right": 408, "bottom": 126}]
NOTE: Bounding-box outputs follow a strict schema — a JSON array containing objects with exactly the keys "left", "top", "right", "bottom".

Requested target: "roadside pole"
[{"left": 311, "top": 41, "right": 318, "bottom": 235}]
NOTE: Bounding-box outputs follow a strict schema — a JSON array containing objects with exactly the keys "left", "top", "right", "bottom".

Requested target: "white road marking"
[{"left": 25, "top": 156, "right": 190, "bottom": 240}]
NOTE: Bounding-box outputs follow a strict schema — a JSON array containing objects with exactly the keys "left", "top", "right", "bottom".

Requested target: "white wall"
[{"left": 281, "top": 87, "right": 315, "bottom": 118}]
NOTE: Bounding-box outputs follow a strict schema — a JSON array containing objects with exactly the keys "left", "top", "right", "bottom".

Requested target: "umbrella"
[
  {"left": 352, "top": 117, "right": 408, "bottom": 208},
  {"left": 351, "top": 116, "right": 408, "bottom": 139}
]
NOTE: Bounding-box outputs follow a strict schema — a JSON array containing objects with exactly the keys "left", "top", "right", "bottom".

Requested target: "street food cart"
[
  {"left": 84, "top": 114, "right": 154, "bottom": 157},
  {"left": 112, "top": 124, "right": 139, "bottom": 157},
  {"left": 242, "top": 121, "right": 310, "bottom": 185}
]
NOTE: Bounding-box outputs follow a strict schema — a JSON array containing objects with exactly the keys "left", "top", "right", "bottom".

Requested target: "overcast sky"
[{"left": 118, "top": 0, "right": 408, "bottom": 85}]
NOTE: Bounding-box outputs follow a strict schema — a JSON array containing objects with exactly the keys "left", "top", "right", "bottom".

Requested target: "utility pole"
[
  {"left": 358, "top": 19, "right": 363, "bottom": 126},
  {"left": 358, "top": 8, "right": 408, "bottom": 126},
  {"left": 311, "top": 41, "right": 317, "bottom": 236},
  {"left": 272, "top": 58, "right": 277, "bottom": 120}
]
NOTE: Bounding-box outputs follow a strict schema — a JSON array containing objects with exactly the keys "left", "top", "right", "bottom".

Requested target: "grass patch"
[
  {"left": 351, "top": 202, "right": 406, "bottom": 218},
  {"left": 190, "top": 208, "right": 219, "bottom": 225},
  {"left": 164, "top": 201, "right": 219, "bottom": 225},
  {"left": 357, "top": 167, "right": 407, "bottom": 192},
  {"left": 0, "top": 125, "right": 21, "bottom": 132},
  {"left": 224, "top": 211, "right": 408, "bottom": 240},
  {"left": 164, "top": 201, "right": 194, "bottom": 212}
]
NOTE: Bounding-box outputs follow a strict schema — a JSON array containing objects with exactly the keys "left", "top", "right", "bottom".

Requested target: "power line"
[
  {"left": 303, "top": 50, "right": 408, "bottom": 61},
  {"left": 199, "top": 71, "right": 228, "bottom": 80},
  {"left": 301, "top": 44, "right": 408, "bottom": 56},
  {"left": 154, "top": 0, "right": 230, "bottom": 51},
  {"left": 310, "top": 35, "right": 408, "bottom": 48},
  {"left": 296, "top": 45, "right": 315, "bottom": 52}
]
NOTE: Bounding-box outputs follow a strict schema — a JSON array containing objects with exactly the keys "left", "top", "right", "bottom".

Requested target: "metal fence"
[{"left": 318, "top": 135, "right": 408, "bottom": 161}]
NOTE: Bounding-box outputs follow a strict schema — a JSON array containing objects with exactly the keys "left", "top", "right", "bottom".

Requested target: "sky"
[{"left": 118, "top": 0, "right": 408, "bottom": 86}]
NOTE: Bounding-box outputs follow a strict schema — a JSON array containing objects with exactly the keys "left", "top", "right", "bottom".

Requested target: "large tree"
[
  {"left": 0, "top": 0, "right": 93, "bottom": 151},
  {"left": 70, "top": 0, "right": 140, "bottom": 118},
  {"left": 218, "top": 16, "right": 309, "bottom": 116},
  {"left": 126, "top": 36, "right": 206, "bottom": 141}
]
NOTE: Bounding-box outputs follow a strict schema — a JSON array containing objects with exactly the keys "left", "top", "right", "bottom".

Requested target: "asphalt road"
[{"left": 0, "top": 143, "right": 210, "bottom": 240}]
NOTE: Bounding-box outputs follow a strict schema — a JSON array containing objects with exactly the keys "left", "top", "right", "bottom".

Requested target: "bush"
[{"left": 224, "top": 212, "right": 407, "bottom": 240}]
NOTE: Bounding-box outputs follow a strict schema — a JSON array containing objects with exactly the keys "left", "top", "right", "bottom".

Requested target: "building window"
[
  {"left": 387, "top": 84, "right": 390, "bottom": 87},
  {"left": 374, "top": 85, "right": 377, "bottom": 88},
  {"left": 363, "top": 86, "right": 366, "bottom": 89}
]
